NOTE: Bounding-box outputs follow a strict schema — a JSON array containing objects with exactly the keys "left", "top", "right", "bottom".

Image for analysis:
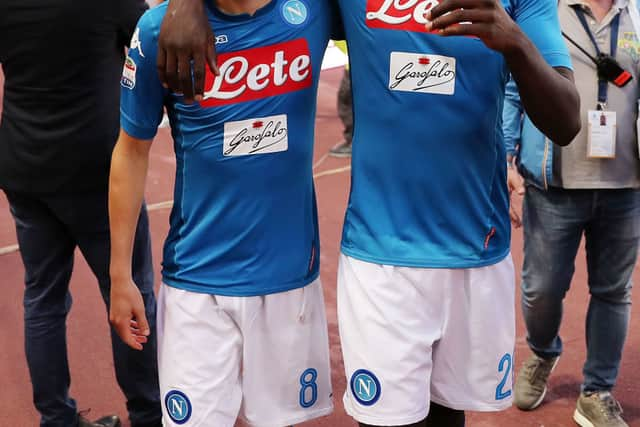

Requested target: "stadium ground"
[{"left": 0, "top": 68, "right": 638, "bottom": 427}]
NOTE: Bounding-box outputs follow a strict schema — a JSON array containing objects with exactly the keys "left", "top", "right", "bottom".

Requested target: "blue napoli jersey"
[
  {"left": 338, "top": 0, "right": 571, "bottom": 268},
  {"left": 121, "top": 0, "right": 334, "bottom": 296}
]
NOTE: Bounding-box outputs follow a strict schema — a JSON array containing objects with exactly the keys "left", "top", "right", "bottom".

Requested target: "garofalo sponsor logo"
[
  {"left": 366, "top": 0, "right": 441, "bottom": 32},
  {"left": 202, "top": 39, "right": 312, "bottom": 107},
  {"left": 223, "top": 114, "right": 289, "bottom": 156},
  {"left": 389, "top": 52, "right": 456, "bottom": 95}
]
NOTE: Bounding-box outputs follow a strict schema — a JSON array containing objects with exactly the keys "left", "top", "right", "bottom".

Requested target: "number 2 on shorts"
[
  {"left": 495, "top": 353, "right": 512, "bottom": 400},
  {"left": 299, "top": 368, "right": 318, "bottom": 408}
]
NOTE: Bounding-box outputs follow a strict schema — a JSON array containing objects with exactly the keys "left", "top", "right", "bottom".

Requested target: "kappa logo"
[
  {"left": 350, "top": 369, "right": 381, "bottom": 406},
  {"left": 282, "top": 0, "right": 309, "bottom": 26},
  {"left": 201, "top": 39, "right": 312, "bottom": 107},
  {"left": 165, "top": 390, "right": 192, "bottom": 424},
  {"left": 130, "top": 27, "right": 145, "bottom": 57},
  {"left": 366, "top": 0, "right": 440, "bottom": 33},
  {"left": 215, "top": 34, "right": 229, "bottom": 45}
]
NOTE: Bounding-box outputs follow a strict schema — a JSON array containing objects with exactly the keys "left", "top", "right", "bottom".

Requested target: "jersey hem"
[
  {"left": 339, "top": 246, "right": 511, "bottom": 269},
  {"left": 241, "top": 405, "right": 334, "bottom": 427},
  {"left": 120, "top": 110, "right": 158, "bottom": 141},
  {"left": 161, "top": 270, "right": 320, "bottom": 297},
  {"left": 430, "top": 395, "right": 513, "bottom": 412},
  {"left": 542, "top": 51, "right": 573, "bottom": 70}
]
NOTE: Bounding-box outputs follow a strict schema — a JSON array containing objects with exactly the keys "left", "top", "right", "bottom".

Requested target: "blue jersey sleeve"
[
  {"left": 120, "top": 9, "right": 166, "bottom": 140},
  {"left": 513, "top": 0, "right": 572, "bottom": 69},
  {"left": 503, "top": 77, "right": 523, "bottom": 156}
]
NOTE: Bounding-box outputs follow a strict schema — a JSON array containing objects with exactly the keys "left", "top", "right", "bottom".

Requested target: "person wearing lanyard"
[{"left": 504, "top": 0, "right": 640, "bottom": 426}]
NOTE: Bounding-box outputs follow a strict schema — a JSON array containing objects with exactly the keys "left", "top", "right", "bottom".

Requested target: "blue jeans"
[
  {"left": 521, "top": 186, "right": 640, "bottom": 392},
  {"left": 5, "top": 190, "right": 161, "bottom": 427}
]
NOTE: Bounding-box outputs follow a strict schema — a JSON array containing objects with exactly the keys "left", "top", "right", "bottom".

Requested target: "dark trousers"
[
  {"left": 338, "top": 70, "right": 353, "bottom": 144},
  {"left": 521, "top": 186, "right": 640, "bottom": 391},
  {"left": 4, "top": 190, "right": 161, "bottom": 427}
]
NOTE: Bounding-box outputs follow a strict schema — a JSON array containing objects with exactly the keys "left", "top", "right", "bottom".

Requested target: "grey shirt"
[{"left": 554, "top": 0, "right": 640, "bottom": 189}]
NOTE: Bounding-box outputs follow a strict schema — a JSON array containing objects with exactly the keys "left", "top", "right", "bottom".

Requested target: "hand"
[
  {"left": 426, "top": 0, "right": 523, "bottom": 54},
  {"left": 507, "top": 166, "right": 525, "bottom": 228},
  {"left": 109, "top": 278, "right": 150, "bottom": 351},
  {"left": 157, "top": 0, "right": 219, "bottom": 104}
]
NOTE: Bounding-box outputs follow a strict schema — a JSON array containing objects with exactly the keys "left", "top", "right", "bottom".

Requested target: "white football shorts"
[
  {"left": 338, "top": 254, "right": 516, "bottom": 426},
  {"left": 157, "top": 279, "right": 333, "bottom": 427}
]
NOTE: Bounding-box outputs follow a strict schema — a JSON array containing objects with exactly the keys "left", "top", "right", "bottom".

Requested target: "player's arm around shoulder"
[
  {"left": 427, "top": 0, "right": 581, "bottom": 146},
  {"left": 157, "top": 0, "right": 218, "bottom": 103}
]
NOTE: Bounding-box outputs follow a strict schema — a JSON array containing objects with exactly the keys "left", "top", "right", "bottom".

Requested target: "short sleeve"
[
  {"left": 513, "top": 0, "right": 573, "bottom": 69},
  {"left": 120, "top": 10, "right": 166, "bottom": 140}
]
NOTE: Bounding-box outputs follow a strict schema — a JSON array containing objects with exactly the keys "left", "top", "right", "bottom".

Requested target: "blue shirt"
[
  {"left": 338, "top": 0, "right": 572, "bottom": 268},
  {"left": 120, "top": 0, "right": 334, "bottom": 296}
]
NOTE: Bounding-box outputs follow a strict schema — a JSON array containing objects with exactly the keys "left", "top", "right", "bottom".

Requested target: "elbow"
[
  {"left": 554, "top": 91, "right": 581, "bottom": 147},
  {"left": 554, "top": 114, "right": 581, "bottom": 147}
]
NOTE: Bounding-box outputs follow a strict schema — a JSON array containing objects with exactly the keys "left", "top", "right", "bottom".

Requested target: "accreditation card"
[{"left": 587, "top": 110, "right": 617, "bottom": 159}]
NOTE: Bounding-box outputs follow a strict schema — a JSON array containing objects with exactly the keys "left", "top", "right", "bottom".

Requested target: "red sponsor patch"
[
  {"left": 201, "top": 39, "right": 312, "bottom": 107},
  {"left": 366, "top": 0, "right": 440, "bottom": 33}
]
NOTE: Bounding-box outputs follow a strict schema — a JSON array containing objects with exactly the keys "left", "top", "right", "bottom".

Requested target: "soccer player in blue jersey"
[
  {"left": 108, "top": 1, "right": 339, "bottom": 426},
  {"left": 154, "top": 0, "right": 581, "bottom": 426}
]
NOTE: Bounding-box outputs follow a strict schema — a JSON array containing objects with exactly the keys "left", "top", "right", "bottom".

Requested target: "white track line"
[
  {"left": 0, "top": 165, "right": 351, "bottom": 256},
  {"left": 0, "top": 244, "right": 19, "bottom": 256}
]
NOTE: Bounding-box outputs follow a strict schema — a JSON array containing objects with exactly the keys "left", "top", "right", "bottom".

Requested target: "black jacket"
[{"left": 0, "top": 0, "right": 147, "bottom": 194}]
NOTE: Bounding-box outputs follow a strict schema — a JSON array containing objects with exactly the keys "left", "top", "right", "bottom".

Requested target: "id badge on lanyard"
[
  {"left": 574, "top": 8, "right": 628, "bottom": 158},
  {"left": 588, "top": 110, "right": 617, "bottom": 158}
]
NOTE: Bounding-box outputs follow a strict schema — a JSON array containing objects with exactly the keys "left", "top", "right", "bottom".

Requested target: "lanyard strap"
[{"left": 574, "top": 8, "right": 621, "bottom": 107}]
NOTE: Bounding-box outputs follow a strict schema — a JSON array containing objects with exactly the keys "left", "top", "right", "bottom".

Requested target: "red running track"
[{"left": 0, "top": 68, "right": 639, "bottom": 427}]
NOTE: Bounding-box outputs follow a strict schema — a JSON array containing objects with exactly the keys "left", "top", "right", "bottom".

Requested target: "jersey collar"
[{"left": 207, "top": 0, "right": 278, "bottom": 22}]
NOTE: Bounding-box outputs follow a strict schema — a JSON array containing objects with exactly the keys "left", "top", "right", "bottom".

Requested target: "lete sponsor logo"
[
  {"left": 223, "top": 114, "right": 289, "bottom": 156},
  {"left": 201, "top": 39, "right": 312, "bottom": 107},
  {"left": 366, "top": 0, "right": 440, "bottom": 32},
  {"left": 389, "top": 52, "right": 456, "bottom": 95}
]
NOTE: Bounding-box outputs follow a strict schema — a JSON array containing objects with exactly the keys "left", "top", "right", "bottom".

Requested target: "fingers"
[
  {"left": 133, "top": 305, "right": 151, "bottom": 338},
  {"left": 157, "top": 47, "right": 169, "bottom": 89},
  {"left": 192, "top": 51, "right": 206, "bottom": 103},
  {"left": 130, "top": 320, "right": 149, "bottom": 344},
  {"left": 111, "top": 313, "right": 144, "bottom": 351},
  {"left": 428, "top": 0, "right": 494, "bottom": 19},
  {"left": 206, "top": 35, "right": 220, "bottom": 77},
  {"left": 433, "top": 22, "right": 488, "bottom": 37},
  {"left": 165, "top": 51, "right": 180, "bottom": 96},
  {"left": 426, "top": 9, "right": 492, "bottom": 32},
  {"left": 509, "top": 205, "right": 522, "bottom": 228},
  {"left": 508, "top": 169, "right": 526, "bottom": 197},
  {"left": 178, "top": 53, "right": 196, "bottom": 104}
]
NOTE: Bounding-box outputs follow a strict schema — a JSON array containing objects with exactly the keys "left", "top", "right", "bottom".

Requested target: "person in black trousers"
[{"left": 0, "top": 1, "right": 162, "bottom": 426}]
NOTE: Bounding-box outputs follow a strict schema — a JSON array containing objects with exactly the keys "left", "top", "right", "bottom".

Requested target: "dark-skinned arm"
[
  {"left": 157, "top": 0, "right": 218, "bottom": 103},
  {"left": 427, "top": 0, "right": 581, "bottom": 146},
  {"left": 157, "top": 0, "right": 343, "bottom": 103}
]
